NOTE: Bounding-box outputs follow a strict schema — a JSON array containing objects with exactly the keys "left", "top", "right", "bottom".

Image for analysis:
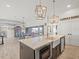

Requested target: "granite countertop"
[{"left": 19, "top": 35, "right": 64, "bottom": 50}]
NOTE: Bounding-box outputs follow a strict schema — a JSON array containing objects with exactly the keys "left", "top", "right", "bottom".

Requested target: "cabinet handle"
[{"left": 68, "top": 33, "right": 72, "bottom": 35}]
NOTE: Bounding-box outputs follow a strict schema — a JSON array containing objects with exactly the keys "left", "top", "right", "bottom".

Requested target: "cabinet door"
[
  {"left": 65, "top": 35, "right": 71, "bottom": 45},
  {"left": 52, "top": 44, "right": 61, "bottom": 59},
  {"left": 52, "top": 47, "right": 57, "bottom": 59},
  {"left": 60, "top": 37, "right": 65, "bottom": 53},
  {"left": 57, "top": 19, "right": 79, "bottom": 46},
  {"left": 20, "top": 43, "right": 34, "bottom": 59},
  {"left": 70, "top": 19, "right": 79, "bottom": 46},
  {"left": 57, "top": 20, "right": 72, "bottom": 45},
  {"left": 70, "top": 35, "right": 79, "bottom": 46},
  {"left": 57, "top": 20, "right": 72, "bottom": 35}
]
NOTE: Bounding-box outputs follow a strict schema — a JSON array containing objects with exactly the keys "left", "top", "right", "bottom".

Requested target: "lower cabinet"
[
  {"left": 20, "top": 42, "right": 50, "bottom": 59},
  {"left": 60, "top": 36, "right": 65, "bottom": 53},
  {"left": 52, "top": 36, "right": 65, "bottom": 59},
  {"left": 52, "top": 44, "right": 61, "bottom": 59},
  {"left": 20, "top": 36, "right": 65, "bottom": 59},
  {"left": 20, "top": 42, "right": 35, "bottom": 59}
]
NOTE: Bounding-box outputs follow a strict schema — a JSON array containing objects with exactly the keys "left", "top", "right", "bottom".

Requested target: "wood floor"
[
  {"left": 0, "top": 38, "right": 79, "bottom": 59},
  {"left": 57, "top": 45, "right": 79, "bottom": 59},
  {"left": 0, "top": 38, "right": 20, "bottom": 59}
]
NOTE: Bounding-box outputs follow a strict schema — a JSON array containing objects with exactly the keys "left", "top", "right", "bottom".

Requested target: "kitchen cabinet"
[
  {"left": 70, "top": 35, "right": 79, "bottom": 46},
  {"left": 52, "top": 44, "right": 61, "bottom": 59},
  {"left": 60, "top": 36, "right": 65, "bottom": 53},
  {"left": 57, "top": 19, "right": 79, "bottom": 46},
  {"left": 20, "top": 42, "right": 50, "bottom": 59},
  {"left": 0, "top": 36, "right": 4, "bottom": 45},
  {"left": 20, "top": 35, "right": 65, "bottom": 59},
  {"left": 20, "top": 42, "right": 35, "bottom": 59},
  {"left": 52, "top": 36, "right": 65, "bottom": 59}
]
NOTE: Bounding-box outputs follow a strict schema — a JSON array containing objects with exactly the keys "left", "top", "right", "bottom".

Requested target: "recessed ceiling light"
[
  {"left": 67, "top": 5, "right": 71, "bottom": 8},
  {"left": 6, "top": 4, "right": 11, "bottom": 7}
]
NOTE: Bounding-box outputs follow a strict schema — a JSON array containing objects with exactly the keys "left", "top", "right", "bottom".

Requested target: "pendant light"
[
  {"left": 49, "top": 0, "right": 59, "bottom": 25},
  {"left": 35, "top": 0, "right": 47, "bottom": 20},
  {"left": 22, "top": 17, "right": 25, "bottom": 32}
]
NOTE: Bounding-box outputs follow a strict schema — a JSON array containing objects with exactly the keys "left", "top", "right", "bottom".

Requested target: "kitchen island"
[{"left": 19, "top": 35, "right": 65, "bottom": 59}]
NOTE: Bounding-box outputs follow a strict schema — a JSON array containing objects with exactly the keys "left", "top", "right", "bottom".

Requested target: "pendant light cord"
[
  {"left": 53, "top": 0, "right": 55, "bottom": 16},
  {"left": 39, "top": 0, "right": 42, "bottom": 5}
]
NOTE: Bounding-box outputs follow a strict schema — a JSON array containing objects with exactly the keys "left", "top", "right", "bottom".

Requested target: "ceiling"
[
  {"left": 44, "top": 0, "right": 79, "bottom": 16},
  {"left": 55, "top": 0, "right": 79, "bottom": 15},
  {"left": 0, "top": 0, "right": 79, "bottom": 22}
]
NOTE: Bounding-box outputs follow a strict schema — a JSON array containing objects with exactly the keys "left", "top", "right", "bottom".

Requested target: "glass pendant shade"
[
  {"left": 35, "top": 5, "right": 47, "bottom": 20},
  {"left": 49, "top": 15, "right": 59, "bottom": 24},
  {"left": 48, "top": 0, "right": 59, "bottom": 25}
]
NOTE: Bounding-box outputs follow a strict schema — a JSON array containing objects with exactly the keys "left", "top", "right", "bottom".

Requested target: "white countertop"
[{"left": 19, "top": 35, "right": 64, "bottom": 50}]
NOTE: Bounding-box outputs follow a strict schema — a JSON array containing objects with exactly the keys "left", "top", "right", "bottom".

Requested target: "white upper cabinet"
[{"left": 57, "top": 19, "right": 79, "bottom": 46}]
